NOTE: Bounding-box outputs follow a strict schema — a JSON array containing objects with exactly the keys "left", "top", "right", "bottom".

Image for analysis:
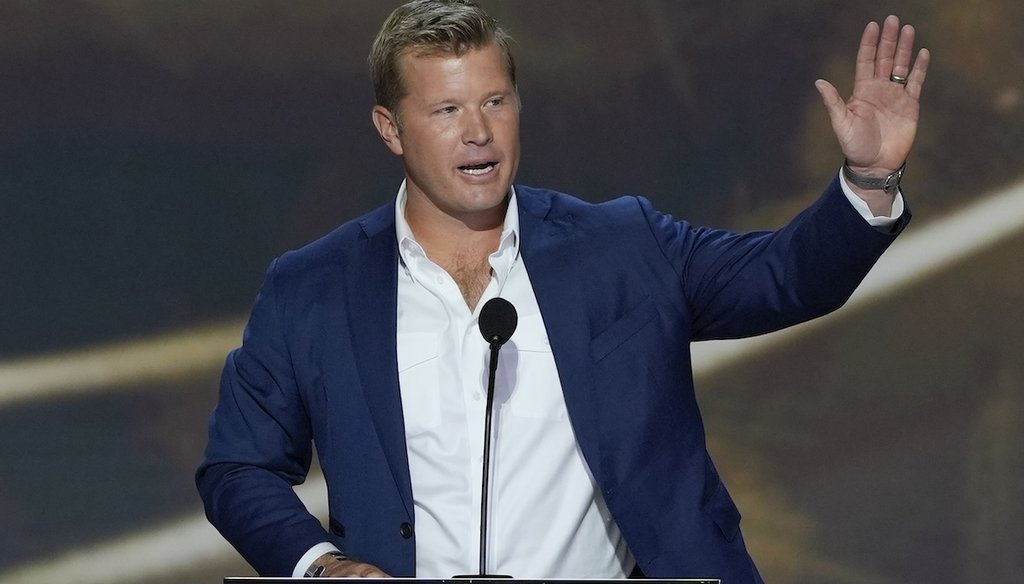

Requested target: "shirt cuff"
[
  {"left": 292, "top": 542, "right": 342, "bottom": 578},
  {"left": 838, "top": 168, "right": 905, "bottom": 228}
]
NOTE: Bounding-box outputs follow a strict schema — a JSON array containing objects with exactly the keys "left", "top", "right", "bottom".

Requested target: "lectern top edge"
[{"left": 224, "top": 573, "right": 720, "bottom": 577}]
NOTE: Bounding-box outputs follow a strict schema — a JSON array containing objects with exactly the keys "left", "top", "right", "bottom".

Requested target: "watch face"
[{"left": 883, "top": 167, "right": 903, "bottom": 192}]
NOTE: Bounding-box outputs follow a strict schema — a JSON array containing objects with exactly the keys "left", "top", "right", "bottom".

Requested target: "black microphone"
[
  {"left": 456, "top": 297, "right": 517, "bottom": 579},
  {"left": 479, "top": 297, "right": 518, "bottom": 348}
]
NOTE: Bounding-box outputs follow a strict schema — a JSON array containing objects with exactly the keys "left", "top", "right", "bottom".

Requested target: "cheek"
[
  {"left": 406, "top": 150, "right": 457, "bottom": 186},
  {"left": 498, "top": 116, "right": 521, "bottom": 142},
  {"left": 403, "top": 132, "right": 450, "bottom": 166},
  {"left": 413, "top": 126, "right": 459, "bottom": 155}
]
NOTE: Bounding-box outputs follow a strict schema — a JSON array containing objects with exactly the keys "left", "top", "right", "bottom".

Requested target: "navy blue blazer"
[{"left": 197, "top": 179, "right": 906, "bottom": 582}]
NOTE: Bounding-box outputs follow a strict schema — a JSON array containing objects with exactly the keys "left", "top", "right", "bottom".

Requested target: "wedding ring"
[{"left": 889, "top": 74, "right": 908, "bottom": 85}]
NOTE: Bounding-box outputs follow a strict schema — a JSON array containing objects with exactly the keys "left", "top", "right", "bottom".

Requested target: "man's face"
[{"left": 373, "top": 42, "right": 520, "bottom": 228}]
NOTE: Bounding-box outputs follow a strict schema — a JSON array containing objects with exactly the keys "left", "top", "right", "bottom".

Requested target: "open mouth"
[{"left": 458, "top": 161, "right": 498, "bottom": 176}]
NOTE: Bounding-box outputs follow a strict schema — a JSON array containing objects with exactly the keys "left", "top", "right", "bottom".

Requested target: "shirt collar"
[{"left": 394, "top": 181, "right": 521, "bottom": 285}]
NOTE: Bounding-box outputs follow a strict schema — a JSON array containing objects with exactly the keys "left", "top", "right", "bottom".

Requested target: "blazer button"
[{"left": 400, "top": 522, "right": 414, "bottom": 539}]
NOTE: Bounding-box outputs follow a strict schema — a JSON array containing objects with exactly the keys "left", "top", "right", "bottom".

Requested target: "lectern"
[{"left": 224, "top": 573, "right": 720, "bottom": 577}]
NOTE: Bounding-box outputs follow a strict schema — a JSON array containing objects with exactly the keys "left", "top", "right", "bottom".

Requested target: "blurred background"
[{"left": 1, "top": 1, "right": 1022, "bottom": 583}]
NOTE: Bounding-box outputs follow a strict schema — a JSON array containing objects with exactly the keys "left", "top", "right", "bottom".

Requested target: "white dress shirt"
[
  {"left": 391, "top": 183, "right": 633, "bottom": 577},
  {"left": 293, "top": 174, "right": 902, "bottom": 577}
]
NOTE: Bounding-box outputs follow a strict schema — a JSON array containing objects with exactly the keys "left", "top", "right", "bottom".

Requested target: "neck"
[
  {"left": 405, "top": 194, "right": 508, "bottom": 262},
  {"left": 404, "top": 194, "right": 507, "bottom": 311}
]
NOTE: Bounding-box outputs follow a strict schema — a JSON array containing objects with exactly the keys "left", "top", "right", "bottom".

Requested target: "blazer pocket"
[{"left": 590, "top": 300, "right": 658, "bottom": 362}]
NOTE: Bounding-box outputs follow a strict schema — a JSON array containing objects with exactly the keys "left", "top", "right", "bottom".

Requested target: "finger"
[
  {"left": 873, "top": 15, "right": 901, "bottom": 79},
  {"left": 324, "top": 559, "right": 391, "bottom": 578},
  {"left": 352, "top": 561, "right": 390, "bottom": 578},
  {"left": 811, "top": 78, "right": 851, "bottom": 142},
  {"left": 891, "top": 23, "right": 916, "bottom": 81},
  {"left": 854, "top": 21, "right": 880, "bottom": 84},
  {"left": 358, "top": 566, "right": 390, "bottom": 578},
  {"left": 905, "top": 47, "right": 931, "bottom": 100},
  {"left": 814, "top": 79, "right": 848, "bottom": 136}
]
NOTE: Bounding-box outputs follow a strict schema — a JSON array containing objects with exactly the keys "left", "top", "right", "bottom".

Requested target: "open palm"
[{"left": 816, "top": 15, "right": 931, "bottom": 175}]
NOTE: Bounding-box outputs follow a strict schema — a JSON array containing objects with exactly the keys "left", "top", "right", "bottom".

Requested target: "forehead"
[{"left": 397, "top": 42, "right": 513, "bottom": 98}]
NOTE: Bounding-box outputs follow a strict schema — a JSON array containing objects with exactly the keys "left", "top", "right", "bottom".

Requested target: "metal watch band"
[
  {"left": 842, "top": 160, "right": 905, "bottom": 194},
  {"left": 303, "top": 550, "right": 350, "bottom": 578}
]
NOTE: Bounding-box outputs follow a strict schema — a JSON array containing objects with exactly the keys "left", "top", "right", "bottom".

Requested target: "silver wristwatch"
[
  {"left": 304, "top": 550, "right": 349, "bottom": 578},
  {"left": 842, "top": 160, "right": 905, "bottom": 194}
]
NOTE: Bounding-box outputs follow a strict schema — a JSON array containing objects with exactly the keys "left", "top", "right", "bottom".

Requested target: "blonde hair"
[{"left": 369, "top": 0, "right": 516, "bottom": 116}]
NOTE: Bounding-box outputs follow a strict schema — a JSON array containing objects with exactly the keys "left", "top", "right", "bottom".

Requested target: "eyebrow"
[{"left": 424, "top": 90, "right": 514, "bottom": 109}]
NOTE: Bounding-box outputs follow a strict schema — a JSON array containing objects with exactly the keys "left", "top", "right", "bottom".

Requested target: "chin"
[{"left": 464, "top": 184, "right": 509, "bottom": 205}]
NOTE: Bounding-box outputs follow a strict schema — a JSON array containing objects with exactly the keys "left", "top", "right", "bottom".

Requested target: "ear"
[{"left": 372, "top": 105, "right": 404, "bottom": 156}]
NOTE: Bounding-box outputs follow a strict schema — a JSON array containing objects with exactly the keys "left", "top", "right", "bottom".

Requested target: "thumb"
[{"left": 814, "top": 79, "right": 846, "bottom": 128}]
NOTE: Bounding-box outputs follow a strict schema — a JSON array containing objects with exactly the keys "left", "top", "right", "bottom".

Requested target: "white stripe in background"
[
  {"left": 0, "top": 478, "right": 328, "bottom": 584},
  {"left": 0, "top": 180, "right": 1023, "bottom": 583},
  {"left": 0, "top": 318, "right": 246, "bottom": 408}
]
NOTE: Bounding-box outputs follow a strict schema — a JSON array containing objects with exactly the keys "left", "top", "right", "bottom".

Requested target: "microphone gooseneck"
[{"left": 468, "top": 297, "right": 518, "bottom": 578}]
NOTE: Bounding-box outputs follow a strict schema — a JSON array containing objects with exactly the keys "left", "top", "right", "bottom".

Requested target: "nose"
[{"left": 461, "top": 109, "right": 493, "bottom": 146}]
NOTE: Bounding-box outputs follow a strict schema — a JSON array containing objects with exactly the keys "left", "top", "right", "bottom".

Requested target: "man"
[{"left": 197, "top": 1, "right": 929, "bottom": 581}]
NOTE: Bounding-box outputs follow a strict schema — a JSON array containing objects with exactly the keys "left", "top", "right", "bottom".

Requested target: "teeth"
[{"left": 460, "top": 164, "right": 495, "bottom": 176}]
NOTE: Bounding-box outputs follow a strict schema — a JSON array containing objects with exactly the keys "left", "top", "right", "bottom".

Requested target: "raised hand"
[{"left": 815, "top": 15, "right": 930, "bottom": 178}]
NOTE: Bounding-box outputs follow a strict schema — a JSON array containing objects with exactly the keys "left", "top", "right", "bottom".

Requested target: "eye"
[
  {"left": 435, "top": 105, "right": 458, "bottom": 115},
  {"left": 486, "top": 97, "right": 505, "bottom": 107}
]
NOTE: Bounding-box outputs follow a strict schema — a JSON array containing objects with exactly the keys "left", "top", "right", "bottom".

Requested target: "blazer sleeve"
[
  {"left": 196, "top": 258, "right": 336, "bottom": 576},
  {"left": 644, "top": 176, "right": 909, "bottom": 340}
]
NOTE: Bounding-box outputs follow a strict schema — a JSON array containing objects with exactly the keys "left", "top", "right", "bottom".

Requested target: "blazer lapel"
[
  {"left": 335, "top": 190, "right": 606, "bottom": 520},
  {"left": 342, "top": 206, "right": 415, "bottom": 519},
  {"left": 517, "top": 189, "right": 604, "bottom": 477}
]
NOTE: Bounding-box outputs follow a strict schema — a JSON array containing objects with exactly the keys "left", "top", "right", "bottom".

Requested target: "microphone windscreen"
[{"left": 479, "top": 297, "right": 518, "bottom": 346}]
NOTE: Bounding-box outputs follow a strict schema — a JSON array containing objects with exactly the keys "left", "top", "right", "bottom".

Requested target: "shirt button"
[
  {"left": 436, "top": 276, "right": 445, "bottom": 285},
  {"left": 400, "top": 522, "right": 414, "bottom": 539},
  {"left": 473, "top": 392, "right": 481, "bottom": 401}
]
